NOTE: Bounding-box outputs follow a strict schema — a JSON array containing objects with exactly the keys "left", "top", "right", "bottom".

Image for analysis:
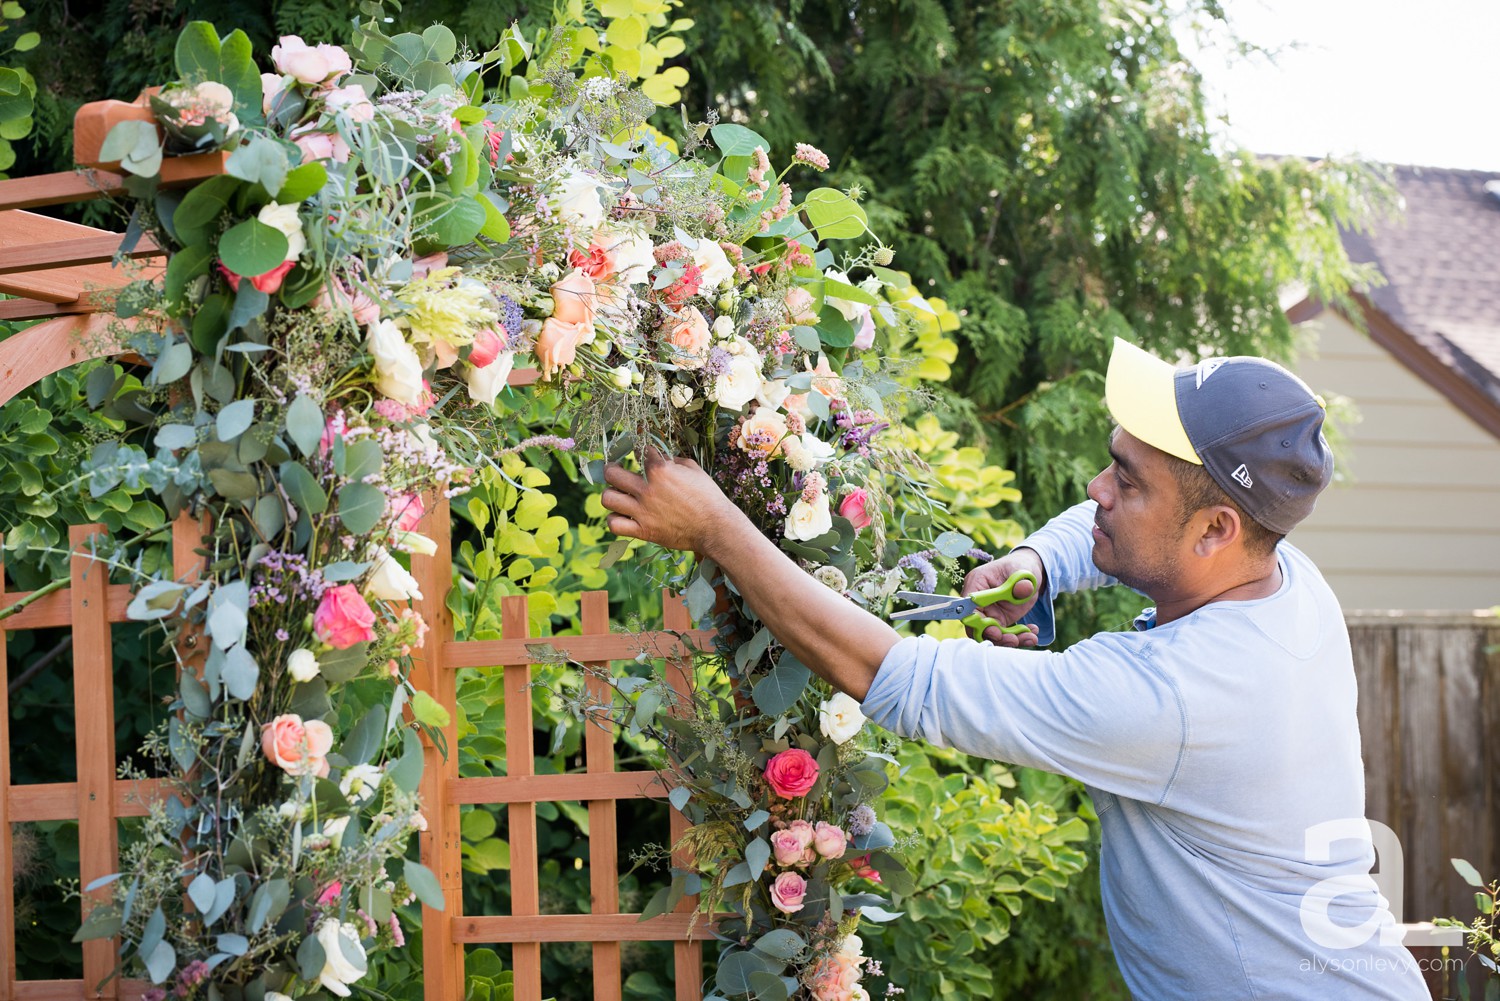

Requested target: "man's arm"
[{"left": 599, "top": 452, "right": 1037, "bottom": 700}]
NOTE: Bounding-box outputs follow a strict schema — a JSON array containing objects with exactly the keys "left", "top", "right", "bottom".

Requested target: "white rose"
[
  {"left": 669, "top": 384, "right": 694, "bottom": 409},
  {"left": 313, "top": 919, "right": 367, "bottom": 997},
  {"left": 756, "top": 378, "right": 790, "bottom": 412},
  {"left": 262, "top": 73, "right": 286, "bottom": 114},
  {"left": 465, "top": 349, "right": 515, "bottom": 407},
  {"left": 850, "top": 988, "right": 871, "bottom": 1001},
  {"left": 839, "top": 934, "right": 866, "bottom": 962},
  {"left": 600, "top": 228, "right": 655, "bottom": 285},
  {"left": 785, "top": 491, "right": 832, "bottom": 541},
  {"left": 713, "top": 352, "right": 763, "bottom": 412},
  {"left": 824, "top": 267, "right": 871, "bottom": 325},
  {"left": 819, "top": 692, "right": 866, "bottom": 744},
  {"left": 339, "top": 763, "right": 383, "bottom": 804},
  {"left": 799, "top": 433, "right": 835, "bottom": 467},
  {"left": 321, "top": 815, "right": 351, "bottom": 843},
  {"left": 258, "top": 201, "right": 307, "bottom": 261},
  {"left": 286, "top": 648, "right": 321, "bottom": 683},
  {"left": 365, "top": 548, "right": 423, "bottom": 602},
  {"left": 392, "top": 531, "right": 438, "bottom": 556},
  {"left": 555, "top": 171, "right": 606, "bottom": 231},
  {"left": 610, "top": 365, "right": 633, "bottom": 390},
  {"left": 367, "top": 320, "right": 425, "bottom": 406},
  {"left": 711, "top": 314, "right": 735, "bottom": 341},
  {"left": 693, "top": 239, "right": 734, "bottom": 290}
]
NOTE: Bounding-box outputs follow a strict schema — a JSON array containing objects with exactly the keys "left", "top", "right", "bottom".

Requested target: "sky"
[{"left": 1179, "top": 0, "right": 1500, "bottom": 171}]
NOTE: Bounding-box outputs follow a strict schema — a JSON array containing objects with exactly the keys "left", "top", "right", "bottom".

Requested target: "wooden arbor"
[{"left": 0, "top": 101, "right": 709, "bottom": 1001}]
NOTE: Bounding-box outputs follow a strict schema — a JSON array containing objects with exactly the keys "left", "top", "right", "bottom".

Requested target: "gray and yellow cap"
[{"left": 1104, "top": 337, "right": 1334, "bottom": 535}]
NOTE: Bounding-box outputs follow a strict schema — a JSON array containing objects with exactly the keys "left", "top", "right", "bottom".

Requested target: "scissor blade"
[
  {"left": 893, "top": 591, "right": 957, "bottom": 607},
  {"left": 891, "top": 596, "right": 977, "bottom": 621}
]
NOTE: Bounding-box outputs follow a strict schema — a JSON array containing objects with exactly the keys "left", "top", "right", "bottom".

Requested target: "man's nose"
[{"left": 1087, "top": 469, "right": 1109, "bottom": 507}]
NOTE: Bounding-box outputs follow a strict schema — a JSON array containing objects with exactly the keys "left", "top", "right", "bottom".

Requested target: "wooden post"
[
  {"left": 411, "top": 499, "right": 463, "bottom": 1001},
  {"left": 581, "top": 592, "right": 622, "bottom": 1000},
  {"left": 662, "top": 592, "right": 703, "bottom": 1000},
  {"left": 501, "top": 595, "right": 542, "bottom": 1000},
  {"left": 0, "top": 535, "right": 15, "bottom": 1001},
  {"left": 71, "top": 525, "right": 117, "bottom": 999}
]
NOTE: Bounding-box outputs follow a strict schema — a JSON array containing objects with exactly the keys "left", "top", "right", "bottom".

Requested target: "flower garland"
[{"left": 76, "top": 8, "right": 970, "bottom": 999}]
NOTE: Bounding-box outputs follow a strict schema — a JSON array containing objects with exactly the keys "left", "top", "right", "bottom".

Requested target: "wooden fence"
[{"left": 1349, "top": 610, "right": 1500, "bottom": 999}]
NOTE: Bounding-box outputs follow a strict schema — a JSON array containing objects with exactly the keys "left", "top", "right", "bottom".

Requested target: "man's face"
[{"left": 1085, "top": 428, "right": 1194, "bottom": 596}]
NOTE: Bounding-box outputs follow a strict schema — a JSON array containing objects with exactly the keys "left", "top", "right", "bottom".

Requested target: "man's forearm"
[{"left": 702, "top": 511, "right": 899, "bottom": 701}]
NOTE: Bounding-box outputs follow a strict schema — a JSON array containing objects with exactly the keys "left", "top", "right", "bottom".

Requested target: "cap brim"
[{"left": 1105, "top": 338, "right": 1201, "bottom": 465}]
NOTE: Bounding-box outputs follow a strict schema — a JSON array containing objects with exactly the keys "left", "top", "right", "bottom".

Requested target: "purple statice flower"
[
  {"left": 496, "top": 295, "right": 525, "bottom": 339},
  {"left": 848, "top": 803, "right": 877, "bottom": 837}
]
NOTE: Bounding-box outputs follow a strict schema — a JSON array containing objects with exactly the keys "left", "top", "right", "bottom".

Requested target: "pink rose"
[
  {"left": 764, "top": 748, "right": 819, "bottom": 799},
  {"left": 261, "top": 713, "right": 333, "bottom": 777},
  {"left": 838, "top": 489, "right": 871, "bottom": 531},
  {"left": 271, "top": 35, "right": 352, "bottom": 86},
  {"left": 769, "top": 871, "right": 807, "bottom": 914},
  {"left": 853, "top": 310, "right": 876, "bottom": 350},
  {"left": 813, "top": 821, "right": 848, "bottom": 860},
  {"left": 469, "top": 327, "right": 506, "bottom": 369},
  {"left": 785, "top": 286, "right": 818, "bottom": 326},
  {"left": 316, "top": 880, "right": 342, "bottom": 906},
  {"left": 535, "top": 317, "right": 593, "bottom": 378},
  {"left": 805, "top": 956, "right": 862, "bottom": 1001},
  {"left": 313, "top": 584, "right": 377, "bottom": 649},
  {"left": 848, "top": 854, "right": 882, "bottom": 883},
  {"left": 293, "top": 130, "right": 351, "bottom": 164},
  {"left": 390, "top": 493, "right": 425, "bottom": 533},
  {"left": 411, "top": 252, "right": 449, "bottom": 280},
  {"left": 313, "top": 278, "right": 379, "bottom": 325},
  {"left": 325, "top": 83, "right": 374, "bottom": 122},
  {"left": 770, "top": 819, "right": 816, "bottom": 867},
  {"left": 550, "top": 269, "right": 597, "bottom": 326}
]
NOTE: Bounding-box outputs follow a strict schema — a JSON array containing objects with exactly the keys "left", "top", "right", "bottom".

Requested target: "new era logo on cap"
[{"left": 1231, "top": 464, "right": 1254, "bottom": 489}]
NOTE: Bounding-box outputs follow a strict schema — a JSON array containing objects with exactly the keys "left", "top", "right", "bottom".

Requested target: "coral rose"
[
  {"left": 769, "top": 871, "right": 807, "bottom": 914},
  {"left": 838, "top": 489, "right": 872, "bottom": 531},
  {"left": 313, "top": 584, "right": 377, "bottom": 649},
  {"left": 535, "top": 317, "right": 594, "bottom": 378},
  {"left": 570, "top": 240, "right": 617, "bottom": 281},
  {"left": 549, "top": 269, "right": 597, "bottom": 326},
  {"left": 261, "top": 713, "right": 333, "bottom": 777},
  {"left": 764, "top": 747, "right": 819, "bottom": 799},
  {"left": 469, "top": 327, "right": 506, "bottom": 369}
]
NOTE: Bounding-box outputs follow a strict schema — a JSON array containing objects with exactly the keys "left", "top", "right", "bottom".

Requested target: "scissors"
[{"left": 891, "top": 570, "right": 1038, "bottom": 635}]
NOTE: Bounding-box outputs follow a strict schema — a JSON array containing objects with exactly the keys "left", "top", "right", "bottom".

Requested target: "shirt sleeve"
[
  {"left": 1013, "top": 500, "right": 1122, "bottom": 646},
  {"left": 859, "top": 632, "right": 1187, "bottom": 804}
]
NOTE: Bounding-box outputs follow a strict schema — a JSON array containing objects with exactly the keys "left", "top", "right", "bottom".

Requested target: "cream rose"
[
  {"left": 365, "top": 548, "right": 423, "bottom": 602},
  {"left": 367, "top": 320, "right": 425, "bottom": 405},
  {"left": 738, "top": 408, "right": 790, "bottom": 457},
  {"left": 313, "top": 919, "right": 367, "bottom": 997},
  {"left": 555, "top": 170, "right": 606, "bottom": 230},
  {"left": 693, "top": 239, "right": 734, "bottom": 290},
  {"left": 818, "top": 691, "right": 866, "bottom": 744},
  {"left": 601, "top": 228, "right": 655, "bottom": 285},
  {"left": 257, "top": 202, "right": 306, "bottom": 261},
  {"left": 785, "top": 492, "right": 833, "bottom": 541},
  {"left": 466, "top": 348, "right": 515, "bottom": 407},
  {"left": 286, "top": 648, "right": 321, "bottom": 683},
  {"left": 756, "top": 378, "right": 791, "bottom": 412},
  {"left": 713, "top": 343, "right": 764, "bottom": 412}
]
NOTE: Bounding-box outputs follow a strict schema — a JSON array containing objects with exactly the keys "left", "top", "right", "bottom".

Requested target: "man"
[{"left": 600, "top": 337, "right": 1428, "bottom": 999}]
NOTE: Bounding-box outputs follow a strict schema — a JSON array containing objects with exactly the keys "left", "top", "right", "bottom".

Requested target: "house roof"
[{"left": 1330, "top": 165, "right": 1500, "bottom": 432}]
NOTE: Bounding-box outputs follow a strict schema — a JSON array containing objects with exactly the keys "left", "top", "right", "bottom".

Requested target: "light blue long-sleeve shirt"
[{"left": 862, "top": 501, "right": 1428, "bottom": 1000}]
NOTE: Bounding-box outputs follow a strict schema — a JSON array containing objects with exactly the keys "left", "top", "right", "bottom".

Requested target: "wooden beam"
[
  {"left": 453, "top": 913, "right": 711, "bottom": 944},
  {"left": 444, "top": 628, "right": 716, "bottom": 669},
  {"left": 502, "top": 596, "right": 543, "bottom": 1000},
  {"left": 449, "top": 771, "right": 665, "bottom": 806},
  {"left": 0, "top": 210, "right": 161, "bottom": 303},
  {"left": 0, "top": 313, "right": 124, "bottom": 410},
  {"left": 0, "top": 233, "right": 161, "bottom": 276},
  {"left": 0, "top": 293, "right": 115, "bottom": 321}
]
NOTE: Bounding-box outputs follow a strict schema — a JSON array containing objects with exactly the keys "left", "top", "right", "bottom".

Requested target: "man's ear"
[{"left": 1194, "top": 504, "right": 1242, "bottom": 557}]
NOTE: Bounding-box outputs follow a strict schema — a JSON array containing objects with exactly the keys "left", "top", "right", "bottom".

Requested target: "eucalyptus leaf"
[
  {"left": 403, "top": 858, "right": 445, "bottom": 910},
  {"left": 752, "top": 654, "right": 811, "bottom": 717},
  {"left": 216, "top": 399, "right": 256, "bottom": 442},
  {"left": 337, "top": 482, "right": 386, "bottom": 535},
  {"left": 285, "top": 393, "right": 324, "bottom": 456},
  {"left": 221, "top": 645, "right": 258, "bottom": 700}
]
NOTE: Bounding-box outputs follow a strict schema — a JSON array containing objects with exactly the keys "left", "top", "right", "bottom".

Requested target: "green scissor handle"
[{"left": 959, "top": 570, "right": 1038, "bottom": 635}]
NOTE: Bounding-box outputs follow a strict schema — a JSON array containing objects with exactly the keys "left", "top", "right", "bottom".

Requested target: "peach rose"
[
  {"left": 569, "top": 240, "right": 617, "bottom": 281},
  {"left": 805, "top": 956, "right": 862, "bottom": 1001},
  {"left": 294, "top": 130, "right": 351, "bottom": 164},
  {"left": 771, "top": 819, "right": 817, "bottom": 867},
  {"left": 764, "top": 747, "right": 819, "bottom": 799},
  {"left": 535, "top": 317, "right": 594, "bottom": 378},
  {"left": 769, "top": 871, "right": 807, "bottom": 914},
  {"left": 313, "top": 584, "right": 377, "bottom": 649},
  {"left": 271, "top": 35, "right": 352, "bottom": 86},
  {"left": 738, "top": 408, "right": 789, "bottom": 457},
  {"left": 550, "top": 269, "right": 597, "bottom": 326},
  {"left": 838, "top": 489, "right": 871, "bottom": 531},
  {"left": 663, "top": 308, "right": 711, "bottom": 366},
  {"left": 261, "top": 713, "right": 333, "bottom": 777},
  {"left": 813, "top": 821, "right": 848, "bottom": 860}
]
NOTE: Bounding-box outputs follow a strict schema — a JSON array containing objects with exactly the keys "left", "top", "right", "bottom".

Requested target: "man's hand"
[
  {"left": 600, "top": 449, "right": 749, "bottom": 556},
  {"left": 962, "top": 547, "right": 1047, "bottom": 648}
]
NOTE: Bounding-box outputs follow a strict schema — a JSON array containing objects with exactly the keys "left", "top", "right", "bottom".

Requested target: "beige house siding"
[{"left": 1289, "top": 310, "right": 1500, "bottom": 611}]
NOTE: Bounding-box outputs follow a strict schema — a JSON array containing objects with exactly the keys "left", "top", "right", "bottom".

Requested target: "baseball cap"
[{"left": 1104, "top": 337, "right": 1334, "bottom": 534}]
